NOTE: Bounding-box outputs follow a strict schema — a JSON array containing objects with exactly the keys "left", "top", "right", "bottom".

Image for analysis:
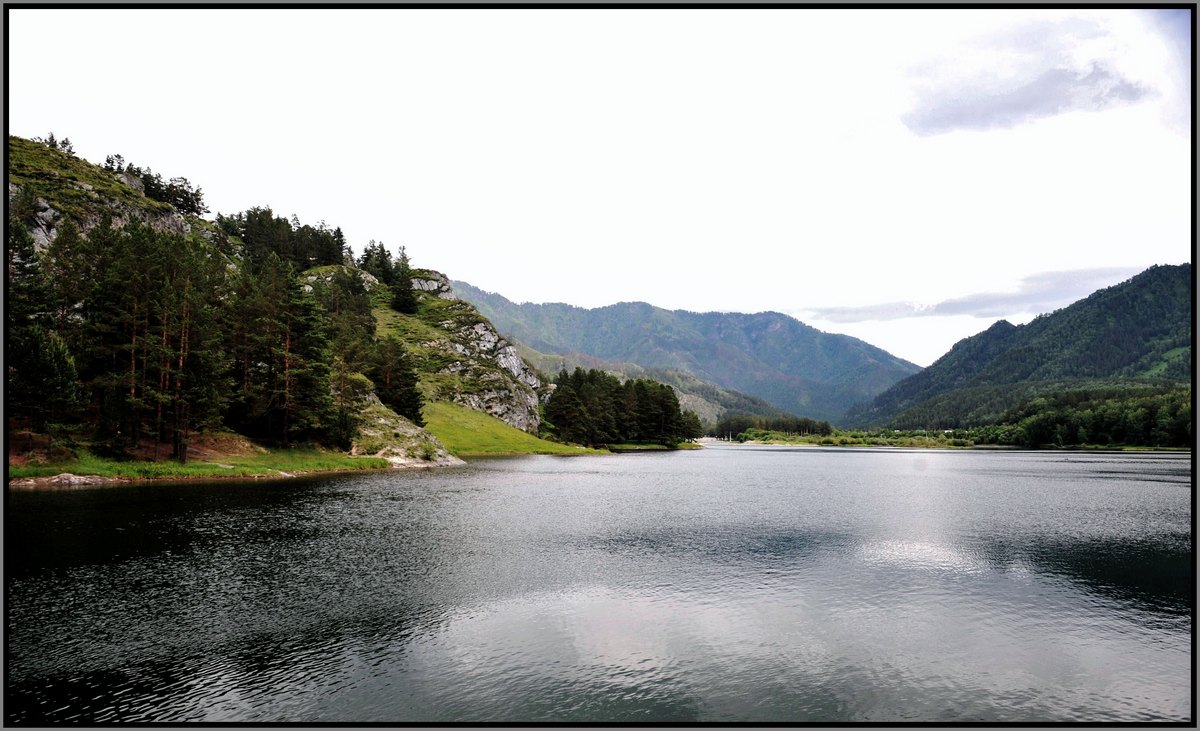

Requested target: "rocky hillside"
[
  {"left": 375, "top": 270, "right": 544, "bottom": 433},
  {"left": 8, "top": 135, "right": 196, "bottom": 249},
  {"left": 296, "top": 263, "right": 543, "bottom": 434},
  {"left": 451, "top": 281, "right": 920, "bottom": 424},
  {"left": 7, "top": 134, "right": 547, "bottom": 466}
]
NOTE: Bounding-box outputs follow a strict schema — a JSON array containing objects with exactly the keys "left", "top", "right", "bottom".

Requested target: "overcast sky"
[{"left": 7, "top": 8, "right": 1192, "bottom": 366}]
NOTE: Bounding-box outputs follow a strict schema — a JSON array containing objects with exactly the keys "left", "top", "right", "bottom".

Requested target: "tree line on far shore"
[
  {"left": 542, "top": 368, "right": 703, "bottom": 448},
  {"left": 712, "top": 414, "right": 834, "bottom": 439}
]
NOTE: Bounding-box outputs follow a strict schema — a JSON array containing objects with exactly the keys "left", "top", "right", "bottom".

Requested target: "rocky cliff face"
[
  {"left": 302, "top": 265, "right": 544, "bottom": 433},
  {"left": 8, "top": 181, "right": 192, "bottom": 251},
  {"left": 8, "top": 136, "right": 196, "bottom": 251},
  {"left": 378, "top": 270, "right": 545, "bottom": 434}
]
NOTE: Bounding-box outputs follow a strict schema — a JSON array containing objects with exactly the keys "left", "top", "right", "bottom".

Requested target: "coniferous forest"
[
  {"left": 7, "top": 150, "right": 427, "bottom": 462},
  {"left": 542, "top": 368, "right": 704, "bottom": 448}
]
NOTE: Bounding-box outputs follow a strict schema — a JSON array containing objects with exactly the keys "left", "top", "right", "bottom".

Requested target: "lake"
[{"left": 4, "top": 445, "right": 1192, "bottom": 723}]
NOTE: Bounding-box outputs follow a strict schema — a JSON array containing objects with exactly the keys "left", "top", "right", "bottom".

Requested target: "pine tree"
[
  {"left": 146, "top": 230, "right": 232, "bottom": 461},
  {"left": 544, "top": 371, "right": 586, "bottom": 444},
  {"left": 6, "top": 221, "right": 53, "bottom": 329},
  {"left": 368, "top": 335, "right": 424, "bottom": 426},
  {"left": 8, "top": 326, "right": 81, "bottom": 446},
  {"left": 226, "top": 253, "right": 332, "bottom": 445},
  {"left": 334, "top": 227, "right": 350, "bottom": 263},
  {"left": 356, "top": 240, "right": 394, "bottom": 285},
  {"left": 390, "top": 245, "right": 419, "bottom": 314},
  {"left": 42, "top": 218, "right": 93, "bottom": 339},
  {"left": 681, "top": 410, "right": 704, "bottom": 441},
  {"left": 7, "top": 220, "right": 82, "bottom": 445}
]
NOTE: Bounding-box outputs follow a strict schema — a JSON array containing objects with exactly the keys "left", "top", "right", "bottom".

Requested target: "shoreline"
[
  {"left": 6, "top": 454, "right": 441, "bottom": 489},
  {"left": 726, "top": 440, "right": 1190, "bottom": 453},
  {"left": 6, "top": 464, "right": 409, "bottom": 489},
  {"left": 5, "top": 444, "right": 711, "bottom": 487},
  {"left": 13, "top": 440, "right": 1181, "bottom": 487}
]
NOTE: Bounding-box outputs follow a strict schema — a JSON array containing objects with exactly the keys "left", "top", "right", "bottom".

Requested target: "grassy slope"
[
  {"left": 8, "top": 135, "right": 174, "bottom": 220},
  {"left": 423, "top": 401, "right": 603, "bottom": 457},
  {"left": 373, "top": 296, "right": 509, "bottom": 403}
]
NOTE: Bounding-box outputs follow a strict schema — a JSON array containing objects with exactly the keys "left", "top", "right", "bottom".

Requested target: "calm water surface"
[{"left": 5, "top": 446, "right": 1192, "bottom": 723}]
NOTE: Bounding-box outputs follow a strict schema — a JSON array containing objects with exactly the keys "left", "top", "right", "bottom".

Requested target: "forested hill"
[
  {"left": 6, "top": 134, "right": 547, "bottom": 466},
  {"left": 848, "top": 263, "right": 1193, "bottom": 428},
  {"left": 451, "top": 281, "right": 920, "bottom": 424}
]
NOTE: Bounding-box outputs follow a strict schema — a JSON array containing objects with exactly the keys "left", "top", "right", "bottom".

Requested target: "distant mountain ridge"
[
  {"left": 848, "top": 263, "right": 1192, "bottom": 428},
  {"left": 451, "top": 282, "right": 921, "bottom": 424}
]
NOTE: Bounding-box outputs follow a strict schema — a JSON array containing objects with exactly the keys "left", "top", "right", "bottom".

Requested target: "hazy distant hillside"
[
  {"left": 452, "top": 282, "right": 920, "bottom": 424},
  {"left": 514, "top": 344, "right": 790, "bottom": 427},
  {"left": 849, "top": 263, "right": 1192, "bottom": 428}
]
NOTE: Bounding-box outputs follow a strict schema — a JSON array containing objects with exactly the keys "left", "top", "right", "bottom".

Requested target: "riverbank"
[
  {"left": 718, "top": 424, "right": 1193, "bottom": 451},
  {"left": 606, "top": 442, "right": 704, "bottom": 452},
  {"left": 727, "top": 438, "right": 1188, "bottom": 452},
  {"left": 7, "top": 412, "right": 715, "bottom": 487},
  {"left": 6, "top": 429, "right": 402, "bottom": 484}
]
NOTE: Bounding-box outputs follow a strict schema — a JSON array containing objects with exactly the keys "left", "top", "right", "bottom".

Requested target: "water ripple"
[{"left": 5, "top": 450, "right": 1191, "bottom": 723}]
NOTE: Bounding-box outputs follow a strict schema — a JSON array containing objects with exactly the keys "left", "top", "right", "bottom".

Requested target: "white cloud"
[
  {"left": 806, "top": 266, "right": 1145, "bottom": 322},
  {"left": 901, "top": 12, "right": 1170, "bottom": 135}
]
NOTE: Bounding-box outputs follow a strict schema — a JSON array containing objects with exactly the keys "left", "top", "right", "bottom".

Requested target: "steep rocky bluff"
[
  {"left": 387, "top": 270, "right": 544, "bottom": 433},
  {"left": 301, "top": 266, "right": 544, "bottom": 434},
  {"left": 9, "top": 180, "right": 192, "bottom": 251}
]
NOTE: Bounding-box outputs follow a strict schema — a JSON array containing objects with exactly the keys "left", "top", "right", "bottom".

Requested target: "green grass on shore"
[
  {"left": 606, "top": 442, "right": 703, "bottom": 451},
  {"left": 423, "top": 401, "right": 604, "bottom": 457},
  {"left": 9, "top": 447, "right": 390, "bottom": 481}
]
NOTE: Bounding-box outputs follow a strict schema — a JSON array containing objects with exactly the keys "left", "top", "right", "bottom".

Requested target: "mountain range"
[
  {"left": 848, "top": 263, "right": 1192, "bottom": 428},
  {"left": 450, "top": 282, "right": 921, "bottom": 424},
  {"left": 455, "top": 262, "right": 1191, "bottom": 431},
  {"left": 10, "top": 133, "right": 1190, "bottom": 451}
]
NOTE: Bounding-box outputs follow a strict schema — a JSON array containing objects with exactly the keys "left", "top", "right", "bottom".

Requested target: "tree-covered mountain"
[
  {"left": 451, "top": 281, "right": 920, "bottom": 424},
  {"left": 848, "top": 263, "right": 1192, "bottom": 428},
  {"left": 6, "top": 134, "right": 553, "bottom": 466}
]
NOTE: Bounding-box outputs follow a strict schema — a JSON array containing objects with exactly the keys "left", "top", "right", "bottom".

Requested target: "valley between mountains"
[{"left": 7, "top": 134, "right": 1191, "bottom": 483}]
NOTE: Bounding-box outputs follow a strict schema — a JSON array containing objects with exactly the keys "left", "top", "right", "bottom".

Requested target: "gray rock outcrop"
[
  {"left": 412, "top": 271, "right": 459, "bottom": 300},
  {"left": 434, "top": 316, "right": 544, "bottom": 433},
  {"left": 9, "top": 182, "right": 190, "bottom": 251},
  {"left": 351, "top": 397, "right": 464, "bottom": 468},
  {"left": 406, "top": 271, "right": 545, "bottom": 433}
]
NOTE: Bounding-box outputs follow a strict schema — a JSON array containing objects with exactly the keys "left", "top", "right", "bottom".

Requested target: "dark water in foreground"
[{"left": 5, "top": 446, "right": 1192, "bottom": 723}]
